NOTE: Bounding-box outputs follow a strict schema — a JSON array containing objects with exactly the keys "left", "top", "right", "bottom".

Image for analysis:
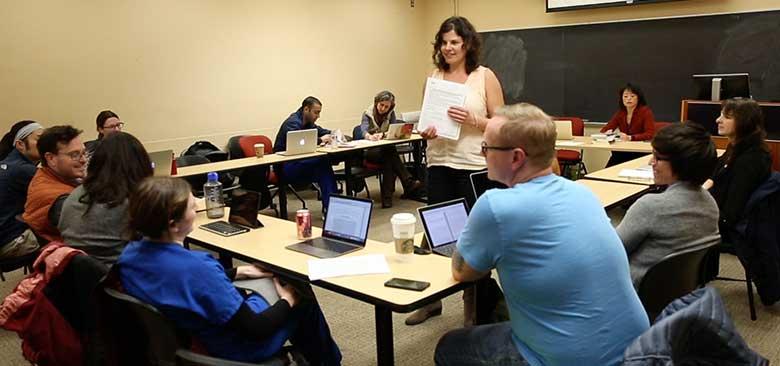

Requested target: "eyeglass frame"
[
  {"left": 480, "top": 141, "right": 516, "bottom": 156},
  {"left": 56, "top": 149, "right": 88, "bottom": 161},
  {"left": 102, "top": 121, "right": 125, "bottom": 130}
]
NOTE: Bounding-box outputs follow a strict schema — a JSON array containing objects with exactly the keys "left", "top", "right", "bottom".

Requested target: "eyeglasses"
[
  {"left": 480, "top": 141, "right": 515, "bottom": 156},
  {"left": 59, "top": 150, "right": 88, "bottom": 161},
  {"left": 103, "top": 122, "right": 125, "bottom": 130}
]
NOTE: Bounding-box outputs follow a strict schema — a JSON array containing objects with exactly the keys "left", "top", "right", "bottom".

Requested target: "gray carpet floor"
[{"left": 1, "top": 178, "right": 778, "bottom": 365}]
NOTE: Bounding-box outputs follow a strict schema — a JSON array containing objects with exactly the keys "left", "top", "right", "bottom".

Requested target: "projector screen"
[{"left": 547, "top": 0, "right": 684, "bottom": 12}]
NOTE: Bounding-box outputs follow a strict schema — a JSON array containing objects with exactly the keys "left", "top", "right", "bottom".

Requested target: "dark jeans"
[
  {"left": 434, "top": 322, "right": 528, "bottom": 366},
  {"left": 427, "top": 166, "right": 504, "bottom": 324},
  {"left": 282, "top": 157, "right": 337, "bottom": 209},
  {"left": 365, "top": 145, "right": 415, "bottom": 200},
  {"left": 287, "top": 299, "right": 342, "bottom": 366}
]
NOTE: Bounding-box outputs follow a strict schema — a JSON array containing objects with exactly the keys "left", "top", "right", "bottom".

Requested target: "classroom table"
[
  {"left": 584, "top": 154, "right": 654, "bottom": 185},
  {"left": 316, "top": 135, "right": 424, "bottom": 196},
  {"left": 555, "top": 136, "right": 653, "bottom": 153},
  {"left": 185, "top": 212, "right": 468, "bottom": 366},
  {"left": 575, "top": 179, "right": 650, "bottom": 209},
  {"left": 173, "top": 151, "right": 326, "bottom": 178}
]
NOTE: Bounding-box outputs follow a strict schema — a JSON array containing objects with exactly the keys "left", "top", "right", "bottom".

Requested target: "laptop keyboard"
[
  {"left": 308, "top": 238, "right": 357, "bottom": 253},
  {"left": 201, "top": 221, "right": 245, "bottom": 235},
  {"left": 436, "top": 245, "right": 456, "bottom": 257}
]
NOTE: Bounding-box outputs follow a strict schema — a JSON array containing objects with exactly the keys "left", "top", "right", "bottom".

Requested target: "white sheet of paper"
[
  {"left": 556, "top": 141, "right": 584, "bottom": 147},
  {"left": 418, "top": 77, "right": 468, "bottom": 140},
  {"left": 307, "top": 254, "right": 390, "bottom": 281},
  {"left": 618, "top": 168, "right": 654, "bottom": 180}
]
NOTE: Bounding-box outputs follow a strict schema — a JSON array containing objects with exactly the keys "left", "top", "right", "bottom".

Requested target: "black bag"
[{"left": 181, "top": 141, "right": 228, "bottom": 162}]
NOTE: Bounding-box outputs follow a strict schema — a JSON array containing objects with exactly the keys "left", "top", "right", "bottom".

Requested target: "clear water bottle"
[{"left": 204, "top": 172, "right": 225, "bottom": 219}]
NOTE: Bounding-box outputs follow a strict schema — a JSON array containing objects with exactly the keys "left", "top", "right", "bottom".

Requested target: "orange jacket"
[{"left": 22, "top": 167, "right": 75, "bottom": 243}]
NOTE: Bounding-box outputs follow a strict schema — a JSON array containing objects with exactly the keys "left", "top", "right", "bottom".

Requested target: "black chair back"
[
  {"left": 638, "top": 244, "right": 716, "bottom": 322},
  {"left": 103, "top": 287, "right": 184, "bottom": 366}
]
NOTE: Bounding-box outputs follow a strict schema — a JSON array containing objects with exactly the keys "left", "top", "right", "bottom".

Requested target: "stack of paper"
[
  {"left": 618, "top": 167, "right": 654, "bottom": 180},
  {"left": 307, "top": 254, "right": 390, "bottom": 281}
]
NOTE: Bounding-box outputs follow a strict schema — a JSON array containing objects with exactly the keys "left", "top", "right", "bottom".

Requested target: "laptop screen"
[
  {"left": 228, "top": 190, "right": 262, "bottom": 229},
  {"left": 469, "top": 171, "right": 507, "bottom": 201},
  {"left": 322, "top": 195, "right": 372, "bottom": 244},
  {"left": 418, "top": 199, "right": 469, "bottom": 248}
]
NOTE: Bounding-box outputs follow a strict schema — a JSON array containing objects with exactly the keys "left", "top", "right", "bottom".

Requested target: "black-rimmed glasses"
[{"left": 480, "top": 141, "right": 515, "bottom": 156}]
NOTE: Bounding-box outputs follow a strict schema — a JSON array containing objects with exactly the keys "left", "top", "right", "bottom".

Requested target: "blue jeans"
[
  {"left": 282, "top": 157, "right": 337, "bottom": 209},
  {"left": 435, "top": 322, "right": 528, "bottom": 366}
]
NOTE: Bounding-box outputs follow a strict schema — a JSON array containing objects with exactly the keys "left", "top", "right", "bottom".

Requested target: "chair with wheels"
[
  {"left": 0, "top": 250, "right": 38, "bottom": 281},
  {"left": 637, "top": 243, "right": 716, "bottom": 323}
]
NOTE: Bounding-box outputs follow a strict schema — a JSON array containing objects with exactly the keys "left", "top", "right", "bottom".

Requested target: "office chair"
[
  {"left": 553, "top": 116, "right": 586, "bottom": 179},
  {"left": 0, "top": 250, "right": 37, "bottom": 281},
  {"left": 637, "top": 244, "right": 716, "bottom": 323},
  {"left": 234, "top": 135, "right": 308, "bottom": 215},
  {"left": 332, "top": 125, "right": 383, "bottom": 198}
]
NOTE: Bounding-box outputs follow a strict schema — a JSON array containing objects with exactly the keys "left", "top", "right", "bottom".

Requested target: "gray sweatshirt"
[{"left": 617, "top": 182, "right": 720, "bottom": 288}]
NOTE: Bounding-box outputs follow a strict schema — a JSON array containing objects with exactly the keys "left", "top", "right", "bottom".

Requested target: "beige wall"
[{"left": 0, "top": 1, "right": 432, "bottom": 152}]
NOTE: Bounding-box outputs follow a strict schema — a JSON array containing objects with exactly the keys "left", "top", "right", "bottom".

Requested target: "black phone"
[{"left": 384, "top": 278, "right": 430, "bottom": 291}]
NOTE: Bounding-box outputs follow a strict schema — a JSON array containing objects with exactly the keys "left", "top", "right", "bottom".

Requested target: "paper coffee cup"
[
  {"left": 391, "top": 213, "right": 416, "bottom": 256},
  {"left": 254, "top": 143, "right": 264, "bottom": 158}
]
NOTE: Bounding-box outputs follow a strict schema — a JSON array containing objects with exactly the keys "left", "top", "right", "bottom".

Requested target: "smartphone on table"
[{"left": 384, "top": 278, "right": 430, "bottom": 291}]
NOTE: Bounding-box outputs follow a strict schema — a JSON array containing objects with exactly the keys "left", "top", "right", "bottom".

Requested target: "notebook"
[
  {"left": 277, "top": 129, "right": 318, "bottom": 156},
  {"left": 417, "top": 198, "right": 470, "bottom": 257},
  {"left": 148, "top": 150, "right": 174, "bottom": 177},
  {"left": 285, "top": 195, "right": 373, "bottom": 258},
  {"left": 199, "top": 190, "right": 264, "bottom": 236}
]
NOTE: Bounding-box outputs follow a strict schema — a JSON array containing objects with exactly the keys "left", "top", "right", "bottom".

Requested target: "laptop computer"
[
  {"left": 277, "top": 129, "right": 318, "bottom": 156},
  {"left": 417, "top": 198, "right": 469, "bottom": 257},
  {"left": 385, "top": 123, "right": 414, "bottom": 140},
  {"left": 285, "top": 195, "right": 373, "bottom": 258},
  {"left": 554, "top": 120, "right": 574, "bottom": 140},
  {"left": 199, "top": 190, "right": 264, "bottom": 237},
  {"left": 469, "top": 170, "right": 508, "bottom": 202},
  {"left": 148, "top": 150, "right": 174, "bottom": 177}
]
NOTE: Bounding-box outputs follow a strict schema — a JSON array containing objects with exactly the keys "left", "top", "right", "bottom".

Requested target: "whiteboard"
[{"left": 547, "top": 0, "right": 682, "bottom": 12}]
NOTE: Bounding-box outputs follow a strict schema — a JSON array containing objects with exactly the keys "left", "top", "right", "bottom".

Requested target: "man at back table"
[
  {"left": 434, "top": 103, "right": 649, "bottom": 366},
  {"left": 23, "top": 125, "right": 86, "bottom": 244},
  {"left": 274, "top": 96, "right": 337, "bottom": 214}
]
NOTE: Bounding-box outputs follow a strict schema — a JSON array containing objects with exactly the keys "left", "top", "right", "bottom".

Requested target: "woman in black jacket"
[{"left": 703, "top": 98, "right": 771, "bottom": 277}]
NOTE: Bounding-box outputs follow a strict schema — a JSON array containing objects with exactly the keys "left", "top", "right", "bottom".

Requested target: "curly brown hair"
[{"left": 432, "top": 16, "right": 481, "bottom": 74}]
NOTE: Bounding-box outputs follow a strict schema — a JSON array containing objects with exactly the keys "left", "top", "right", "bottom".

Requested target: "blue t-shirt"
[
  {"left": 118, "top": 240, "right": 291, "bottom": 362},
  {"left": 457, "top": 174, "right": 649, "bottom": 366}
]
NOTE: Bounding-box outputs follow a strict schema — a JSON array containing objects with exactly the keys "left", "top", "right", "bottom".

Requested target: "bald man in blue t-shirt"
[{"left": 434, "top": 103, "right": 649, "bottom": 366}]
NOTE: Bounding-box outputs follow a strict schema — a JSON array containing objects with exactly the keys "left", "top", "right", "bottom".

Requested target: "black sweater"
[{"left": 224, "top": 268, "right": 292, "bottom": 340}]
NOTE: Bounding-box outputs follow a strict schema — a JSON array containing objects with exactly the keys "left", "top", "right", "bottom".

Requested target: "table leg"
[
  {"left": 412, "top": 140, "right": 424, "bottom": 179},
  {"left": 275, "top": 163, "right": 288, "bottom": 219},
  {"left": 217, "top": 251, "right": 233, "bottom": 269},
  {"left": 344, "top": 157, "right": 354, "bottom": 196},
  {"left": 375, "top": 306, "right": 394, "bottom": 366}
]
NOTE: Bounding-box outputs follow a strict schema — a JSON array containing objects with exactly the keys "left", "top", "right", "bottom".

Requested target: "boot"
[
  {"left": 405, "top": 301, "right": 442, "bottom": 326},
  {"left": 400, "top": 179, "right": 425, "bottom": 199}
]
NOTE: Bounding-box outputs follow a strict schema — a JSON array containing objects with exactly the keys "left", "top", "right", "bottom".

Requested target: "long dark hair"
[
  {"left": 80, "top": 132, "right": 153, "bottom": 212},
  {"left": 432, "top": 16, "right": 481, "bottom": 74},
  {"left": 0, "top": 120, "right": 37, "bottom": 160},
  {"left": 617, "top": 83, "right": 648, "bottom": 111},
  {"left": 720, "top": 98, "right": 768, "bottom": 164}
]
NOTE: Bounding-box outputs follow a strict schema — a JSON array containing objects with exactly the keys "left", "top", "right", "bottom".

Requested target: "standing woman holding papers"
[
  {"left": 407, "top": 16, "right": 505, "bottom": 326},
  {"left": 601, "top": 83, "right": 656, "bottom": 166}
]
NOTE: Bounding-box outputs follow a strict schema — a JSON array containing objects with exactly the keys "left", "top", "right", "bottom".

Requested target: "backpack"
[{"left": 181, "top": 141, "right": 228, "bottom": 162}]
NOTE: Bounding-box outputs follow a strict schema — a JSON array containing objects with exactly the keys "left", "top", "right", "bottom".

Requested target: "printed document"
[
  {"left": 308, "top": 254, "right": 390, "bottom": 280},
  {"left": 418, "top": 77, "right": 468, "bottom": 140}
]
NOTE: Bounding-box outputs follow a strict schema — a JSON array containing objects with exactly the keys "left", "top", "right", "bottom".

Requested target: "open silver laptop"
[
  {"left": 148, "top": 150, "right": 174, "bottom": 176},
  {"left": 385, "top": 123, "right": 414, "bottom": 140},
  {"left": 277, "top": 129, "right": 318, "bottom": 156},
  {"left": 286, "top": 195, "right": 373, "bottom": 258},
  {"left": 417, "top": 198, "right": 469, "bottom": 257},
  {"left": 554, "top": 120, "right": 574, "bottom": 140}
]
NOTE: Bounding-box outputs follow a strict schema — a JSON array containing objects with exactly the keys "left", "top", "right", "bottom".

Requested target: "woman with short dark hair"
[
  {"left": 117, "top": 177, "right": 341, "bottom": 364},
  {"left": 601, "top": 83, "right": 657, "bottom": 166},
  {"left": 58, "top": 131, "right": 152, "bottom": 265},
  {"left": 617, "top": 123, "right": 720, "bottom": 288}
]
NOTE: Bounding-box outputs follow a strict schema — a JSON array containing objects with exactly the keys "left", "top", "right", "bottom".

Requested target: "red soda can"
[{"left": 296, "top": 209, "right": 312, "bottom": 240}]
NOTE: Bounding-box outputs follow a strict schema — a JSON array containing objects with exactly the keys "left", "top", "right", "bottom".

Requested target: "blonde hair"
[{"left": 495, "top": 103, "right": 556, "bottom": 168}]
